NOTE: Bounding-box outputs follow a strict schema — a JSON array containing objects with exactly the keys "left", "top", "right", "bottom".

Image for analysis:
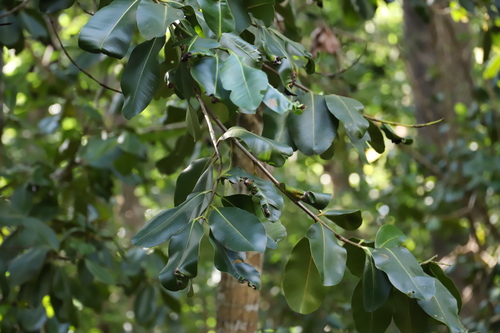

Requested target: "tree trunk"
[{"left": 215, "top": 113, "right": 265, "bottom": 333}]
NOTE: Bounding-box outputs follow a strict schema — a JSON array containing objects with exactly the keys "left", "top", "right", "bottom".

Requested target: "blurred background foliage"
[{"left": 0, "top": 0, "right": 499, "bottom": 332}]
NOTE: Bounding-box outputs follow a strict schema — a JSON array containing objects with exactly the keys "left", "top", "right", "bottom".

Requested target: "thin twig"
[
  {"left": 364, "top": 114, "right": 443, "bottom": 128},
  {"left": 75, "top": 0, "right": 94, "bottom": 15},
  {"left": 201, "top": 100, "right": 363, "bottom": 248},
  {"left": 317, "top": 44, "right": 367, "bottom": 78},
  {"left": 196, "top": 91, "right": 223, "bottom": 205},
  {"left": 0, "top": 0, "right": 31, "bottom": 19},
  {"left": 48, "top": 17, "right": 122, "bottom": 94}
]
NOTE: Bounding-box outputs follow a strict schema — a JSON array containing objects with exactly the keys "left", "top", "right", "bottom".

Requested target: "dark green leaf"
[
  {"left": 198, "top": 0, "right": 235, "bottom": 37},
  {"left": 156, "top": 134, "right": 196, "bottom": 175},
  {"left": 367, "top": 121, "right": 385, "bottom": 153},
  {"left": 306, "top": 223, "right": 346, "bottom": 286},
  {"left": 263, "top": 85, "right": 295, "bottom": 114},
  {"left": 227, "top": 0, "right": 251, "bottom": 34},
  {"left": 245, "top": 0, "right": 275, "bottom": 27},
  {"left": 159, "top": 221, "right": 204, "bottom": 291},
  {"left": 363, "top": 250, "right": 392, "bottom": 312},
  {"left": 7, "top": 246, "right": 50, "bottom": 288},
  {"left": 352, "top": 280, "right": 393, "bottom": 333},
  {"left": 222, "top": 167, "right": 284, "bottom": 221},
  {"left": 219, "top": 33, "right": 262, "bottom": 66},
  {"left": 263, "top": 220, "right": 287, "bottom": 249},
  {"left": 117, "top": 131, "right": 146, "bottom": 155},
  {"left": 137, "top": 0, "right": 184, "bottom": 40},
  {"left": 289, "top": 92, "right": 339, "bottom": 156},
  {"left": 220, "top": 126, "right": 293, "bottom": 167},
  {"left": 393, "top": 290, "right": 430, "bottom": 333},
  {"left": 325, "top": 95, "right": 367, "bottom": 139},
  {"left": 220, "top": 54, "right": 268, "bottom": 111},
  {"left": 22, "top": 218, "right": 60, "bottom": 250},
  {"left": 174, "top": 35, "right": 219, "bottom": 57},
  {"left": 344, "top": 238, "right": 372, "bottom": 277},
  {"left": 122, "top": 36, "right": 165, "bottom": 119},
  {"left": 417, "top": 279, "right": 467, "bottom": 333},
  {"left": 301, "top": 191, "right": 331, "bottom": 210},
  {"left": 191, "top": 55, "right": 230, "bottom": 101},
  {"left": 208, "top": 207, "right": 267, "bottom": 253},
  {"left": 186, "top": 103, "right": 202, "bottom": 141},
  {"left": 262, "top": 108, "right": 296, "bottom": 148},
  {"left": 380, "top": 123, "right": 413, "bottom": 145},
  {"left": 19, "top": 306, "right": 47, "bottom": 331},
  {"left": 84, "top": 259, "right": 116, "bottom": 284},
  {"left": 371, "top": 247, "right": 436, "bottom": 301},
  {"left": 11, "top": 186, "right": 33, "bottom": 213},
  {"left": 0, "top": 13, "right": 24, "bottom": 52},
  {"left": 347, "top": 130, "right": 371, "bottom": 164},
  {"left": 174, "top": 158, "right": 213, "bottom": 206},
  {"left": 322, "top": 209, "right": 362, "bottom": 230},
  {"left": 78, "top": 0, "right": 140, "bottom": 58},
  {"left": 132, "top": 192, "right": 209, "bottom": 247},
  {"left": 39, "top": 0, "right": 75, "bottom": 13},
  {"left": 423, "top": 262, "right": 462, "bottom": 312},
  {"left": 134, "top": 285, "right": 158, "bottom": 326},
  {"left": 375, "top": 224, "right": 407, "bottom": 248},
  {"left": 19, "top": 9, "right": 50, "bottom": 42},
  {"left": 283, "top": 238, "right": 329, "bottom": 314}
]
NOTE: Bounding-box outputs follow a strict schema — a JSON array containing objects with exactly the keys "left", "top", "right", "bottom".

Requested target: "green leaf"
[
  {"left": 78, "top": 0, "right": 140, "bottom": 58},
  {"left": 186, "top": 103, "right": 202, "bottom": 141},
  {"left": 352, "top": 280, "right": 393, "bottom": 333},
  {"left": 262, "top": 107, "right": 296, "bottom": 148},
  {"left": 197, "top": 0, "right": 235, "bottom": 37},
  {"left": 321, "top": 209, "right": 362, "bottom": 230},
  {"left": 371, "top": 247, "right": 436, "bottom": 301},
  {"left": 39, "top": 0, "right": 75, "bottom": 13},
  {"left": 227, "top": 0, "right": 251, "bottom": 34},
  {"left": 19, "top": 9, "right": 50, "bottom": 42},
  {"left": 347, "top": 130, "right": 370, "bottom": 164},
  {"left": 263, "top": 85, "right": 295, "bottom": 114},
  {"left": 19, "top": 306, "right": 48, "bottom": 331},
  {"left": 134, "top": 285, "right": 158, "bottom": 326},
  {"left": 245, "top": 0, "right": 275, "bottom": 27},
  {"left": 306, "top": 223, "right": 346, "bottom": 286},
  {"left": 343, "top": 238, "right": 372, "bottom": 277},
  {"left": 174, "top": 35, "right": 219, "bottom": 57},
  {"left": 156, "top": 134, "right": 196, "bottom": 175},
  {"left": 220, "top": 33, "right": 262, "bottom": 66},
  {"left": 121, "top": 36, "right": 165, "bottom": 119},
  {"left": 220, "top": 126, "right": 293, "bottom": 167},
  {"left": 393, "top": 290, "right": 430, "bottom": 333},
  {"left": 22, "top": 218, "right": 60, "bottom": 251},
  {"left": 137, "top": 0, "right": 184, "bottom": 40},
  {"left": 288, "top": 92, "right": 339, "bottom": 156},
  {"left": 132, "top": 192, "right": 209, "bottom": 247},
  {"left": 423, "top": 262, "right": 462, "bottom": 313},
  {"left": 84, "top": 259, "right": 116, "bottom": 284},
  {"left": 191, "top": 55, "right": 230, "bottom": 101},
  {"left": 263, "top": 220, "right": 287, "bottom": 249},
  {"left": 7, "top": 246, "right": 50, "bottom": 288},
  {"left": 367, "top": 121, "right": 385, "bottom": 153},
  {"left": 283, "top": 238, "right": 329, "bottom": 314},
  {"left": 222, "top": 167, "right": 284, "bottom": 221},
  {"left": 380, "top": 123, "right": 413, "bottom": 145},
  {"left": 159, "top": 221, "right": 204, "bottom": 291},
  {"left": 325, "top": 95, "right": 368, "bottom": 140},
  {"left": 208, "top": 207, "right": 267, "bottom": 253},
  {"left": 417, "top": 279, "right": 467, "bottom": 333},
  {"left": 363, "top": 250, "right": 392, "bottom": 312},
  {"left": 220, "top": 54, "right": 268, "bottom": 111},
  {"left": 484, "top": 52, "right": 500, "bottom": 79},
  {"left": 375, "top": 224, "right": 407, "bottom": 248},
  {"left": 210, "top": 233, "right": 261, "bottom": 290},
  {"left": 174, "top": 158, "right": 213, "bottom": 206},
  {"left": 301, "top": 191, "right": 331, "bottom": 210}
]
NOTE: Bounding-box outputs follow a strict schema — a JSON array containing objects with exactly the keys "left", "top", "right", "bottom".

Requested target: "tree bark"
[{"left": 215, "top": 113, "right": 265, "bottom": 333}]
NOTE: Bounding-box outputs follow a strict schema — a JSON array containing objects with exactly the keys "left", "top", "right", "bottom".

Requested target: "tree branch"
[
  {"left": 0, "top": 0, "right": 31, "bottom": 19},
  {"left": 48, "top": 17, "right": 122, "bottom": 94},
  {"left": 201, "top": 100, "right": 363, "bottom": 248},
  {"left": 317, "top": 44, "right": 367, "bottom": 79},
  {"left": 364, "top": 114, "right": 443, "bottom": 128}
]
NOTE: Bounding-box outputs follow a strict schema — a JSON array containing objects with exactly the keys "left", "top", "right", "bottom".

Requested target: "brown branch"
[
  {"left": 48, "top": 17, "right": 122, "bottom": 94},
  {"left": 201, "top": 101, "right": 363, "bottom": 248},
  {"left": 0, "top": 0, "right": 31, "bottom": 19},
  {"left": 317, "top": 44, "right": 367, "bottom": 79}
]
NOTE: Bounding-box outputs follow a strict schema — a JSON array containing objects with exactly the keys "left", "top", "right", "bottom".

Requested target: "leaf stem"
[
  {"left": 48, "top": 17, "right": 122, "bottom": 94},
  {"left": 201, "top": 100, "right": 363, "bottom": 248},
  {"left": 363, "top": 115, "right": 443, "bottom": 128}
]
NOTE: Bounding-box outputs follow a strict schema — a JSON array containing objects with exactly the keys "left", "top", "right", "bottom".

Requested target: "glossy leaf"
[
  {"left": 78, "top": 0, "right": 140, "bottom": 59},
  {"left": 219, "top": 33, "right": 262, "bottom": 66},
  {"left": 375, "top": 224, "right": 407, "bottom": 248},
  {"left": 132, "top": 192, "right": 208, "bottom": 247},
  {"left": 352, "top": 280, "right": 393, "bottom": 333},
  {"left": 423, "top": 262, "right": 462, "bottom": 312},
  {"left": 263, "top": 220, "right": 287, "bottom": 249},
  {"left": 208, "top": 207, "right": 267, "bottom": 253},
  {"left": 121, "top": 36, "right": 165, "bottom": 119},
  {"left": 220, "top": 126, "right": 293, "bottom": 167},
  {"left": 210, "top": 233, "right": 261, "bottom": 290},
  {"left": 174, "top": 35, "right": 219, "bottom": 57},
  {"left": 220, "top": 54, "right": 268, "bottom": 111},
  {"left": 245, "top": 0, "right": 275, "bottom": 27},
  {"left": 321, "top": 209, "right": 362, "bottom": 230},
  {"left": 174, "top": 158, "right": 213, "bottom": 206},
  {"left": 380, "top": 123, "right": 414, "bottom": 145},
  {"left": 186, "top": 103, "right": 202, "bottom": 141},
  {"left": 198, "top": 0, "right": 235, "bottom": 37},
  {"left": 367, "top": 121, "right": 385, "bottom": 153},
  {"left": 306, "top": 223, "right": 346, "bottom": 286},
  {"left": 7, "top": 246, "right": 50, "bottom": 287},
  {"left": 222, "top": 167, "right": 284, "bottom": 221},
  {"left": 159, "top": 221, "right": 204, "bottom": 291},
  {"left": 262, "top": 108, "right": 296, "bottom": 148},
  {"left": 301, "top": 191, "right": 331, "bottom": 210},
  {"left": 288, "top": 92, "right": 338, "bottom": 156},
  {"left": 325, "top": 94, "right": 368, "bottom": 140},
  {"left": 371, "top": 247, "right": 436, "bottom": 301},
  {"left": 227, "top": 0, "right": 251, "bottom": 33},
  {"left": 344, "top": 238, "right": 372, "bottom": 277},
  {"left": 137, "top": 0, "right": 184, "bottom": 40},
  {"left": 417, "top": 279, "right": 467, "bottom": 333},
  {"left": 393, "top": 290, "right": 430, "bottom": 333},
  {"left": 39, "top": 0, "right": 75, "bottom": 13},
  {"left": 283, "top": 238, "right": 329, "bottom": 314},
  {"left": 263, "top": 85, "right": 295, "bottom": 114},
  {"left": 363, "top": 250, "right": 392, "bottom": 312},
  {"left": 191, "top": 55, "right": 229, "bottom": 101}
]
